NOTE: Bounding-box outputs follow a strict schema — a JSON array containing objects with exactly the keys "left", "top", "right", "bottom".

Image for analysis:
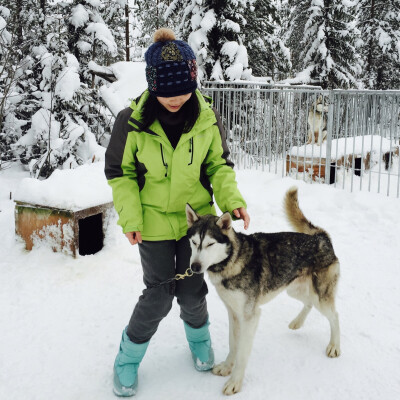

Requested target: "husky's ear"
[
  {"left": 216, "top": 212, "right": 232, "bottom": 231},
  {"left": 186, "top": 203, "right": 200, "bottom": 227}
]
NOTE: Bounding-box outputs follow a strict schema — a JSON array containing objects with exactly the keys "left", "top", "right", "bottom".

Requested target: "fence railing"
[{"left": 202, "top": 83, "right": 400, "bottom": 198}]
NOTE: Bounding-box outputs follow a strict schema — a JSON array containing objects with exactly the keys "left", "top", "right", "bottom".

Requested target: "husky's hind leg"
[
  {"left": 313, "top": 261, "right": 341, "bottom": 357},
  {"left": 213, "top": 307, "right": 238, "bottom": 377},
  {"left": 319, "top": 302, "right": 340, "bottom": 357},
  {"left": 287, "top": 277, "right": 315, "bottom": 329}
]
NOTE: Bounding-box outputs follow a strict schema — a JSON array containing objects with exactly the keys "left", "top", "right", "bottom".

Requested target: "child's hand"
[
  {"left": 233, "top": 207, "right": 250, "bottom": 230},
  {"left": 125, "top": 231, "right": 142, "bottom": 245}
]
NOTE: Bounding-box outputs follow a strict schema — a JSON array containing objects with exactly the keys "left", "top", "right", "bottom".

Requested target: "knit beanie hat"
[{"left": 145, "top": 28, "right": 198, "bottom": 98}]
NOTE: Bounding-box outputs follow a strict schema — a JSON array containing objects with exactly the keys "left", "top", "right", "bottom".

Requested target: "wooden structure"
[
  {"left": 286, "top": 155, "right": 332, "bottom": 183},
  {"left": 286, "top": 145, "right": 399, "bottom": 184},
  {"left": 15, "top": 201, "right": 114, "bottom": 257}
]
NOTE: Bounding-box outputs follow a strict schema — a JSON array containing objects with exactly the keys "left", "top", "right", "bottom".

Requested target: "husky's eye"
[
  {"left": 206, "top": 242, "right": 215, "bottom": 248},
  {"left": 191, "top": 239, "right": 198, "bottom": 247}
]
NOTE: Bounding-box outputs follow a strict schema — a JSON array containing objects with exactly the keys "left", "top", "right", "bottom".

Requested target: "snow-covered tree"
[
  {"left": 1, "top": 1, "right": 118, "bottom": 177},
  {"left": 244, "top": 0, "right": 291, "bottom": 79},
  {"left": 286, "top": 0, "right": 361, "bottom": 89},
  {"left": 133, "top": 0, "right": 172, "bottom": 49},
  {"left": 67, "top": 0, "right": 119, "bottom": 85},
  {"left": 166, "top": 0, "right": 252, "bottom": 81},
  {"left": 102, "top": 0, "right": 127, "bottom": 62},
  {"left": 0, "top": 1, "right": 46, "bottom": 166},
  {"left": 283, "top": 0, "right": 311, "bottom": 74},
  {"left": 358, "top": 0, "right": 400, "bottom": 89}
]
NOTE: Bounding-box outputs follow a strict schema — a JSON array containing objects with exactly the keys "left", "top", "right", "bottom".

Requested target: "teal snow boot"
[
  {"left": 184, "top": 320, "right": 215, "bottom": 371},
  {"left": 113, "top": 328, "right": 149, "bottom": 397}
]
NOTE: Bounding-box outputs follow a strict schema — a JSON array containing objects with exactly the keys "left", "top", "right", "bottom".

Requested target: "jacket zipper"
[
  {"left": 188, "top": 137, "right": 194, "bottom": 165},
  {"left": 160, "top": 143, "right": 168, "bottom": 177}
]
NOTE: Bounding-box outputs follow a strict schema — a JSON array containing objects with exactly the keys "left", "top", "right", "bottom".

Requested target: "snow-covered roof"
[
  {"left": 14, "top": 162, "right": 112, "bottom": 211},
  {"left": 290, "top": 135, "right": 398, "bottom": 159}
]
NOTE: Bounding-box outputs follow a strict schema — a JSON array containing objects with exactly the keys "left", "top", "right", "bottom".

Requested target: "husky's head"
[
  {"left": 185, "top": 204, "right": 232, "bottom": 274},
  {"left": 313, "top": 95, "right": 329, "bottom": 113}
]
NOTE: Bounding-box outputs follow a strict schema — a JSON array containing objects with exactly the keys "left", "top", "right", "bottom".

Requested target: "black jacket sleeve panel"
[
  {"left": 104, "top": 107, "right": 133, "bottom": 180},
  {"left": 212, "top": 107, "right": 234, "bottom": 169}
]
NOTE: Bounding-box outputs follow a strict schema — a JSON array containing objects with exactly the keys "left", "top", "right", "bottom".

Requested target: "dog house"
[
  {"left": 14, "top": 163, "right": 114, "bottom": 257},
  {"left": 15, "top": 201, "right": 113, "bottom": 257},
  {"left": 286, "top": 135, "right": 399, "bottom": 183}
]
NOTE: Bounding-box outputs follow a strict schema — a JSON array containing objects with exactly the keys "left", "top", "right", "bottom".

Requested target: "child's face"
[{"left": 157, "top": 93, "right": 192, "bottom": 112}]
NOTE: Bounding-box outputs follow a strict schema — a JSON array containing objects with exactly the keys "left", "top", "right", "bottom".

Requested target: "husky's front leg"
[
  {"left": 213, "top": 307, "right": 238, "bottom": 377},
  {"left": 222, "top": 308, "right": 261, "bottom": 395}
]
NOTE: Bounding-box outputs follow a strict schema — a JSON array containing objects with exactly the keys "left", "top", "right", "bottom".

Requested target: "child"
[{"left": 105, "top": 28, "right": 249, "bottom": 397}]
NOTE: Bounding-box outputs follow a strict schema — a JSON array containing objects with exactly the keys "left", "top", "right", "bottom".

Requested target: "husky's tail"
[{"left": 284, "top": 187, "right": 325, "bottom": 235}]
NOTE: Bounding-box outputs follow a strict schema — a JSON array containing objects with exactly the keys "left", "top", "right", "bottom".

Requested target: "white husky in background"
[{"left": 307, "top": 95, "right": 329, "bottom": 145}]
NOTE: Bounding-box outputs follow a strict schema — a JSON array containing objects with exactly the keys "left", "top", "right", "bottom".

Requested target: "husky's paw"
[
  {"left": 213, "top": 362, "right": 233, "bottom": 377},
  {"left": 222, "top": 377, "right": 243, "bottom": 395},
  {"left": 326, "top": 343, "right": 341, "bottom": 358}
]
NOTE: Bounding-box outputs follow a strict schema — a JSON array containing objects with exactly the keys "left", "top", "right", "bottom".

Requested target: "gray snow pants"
[{"left": 126, "top": 236, "right": 209, "bottom": 344}]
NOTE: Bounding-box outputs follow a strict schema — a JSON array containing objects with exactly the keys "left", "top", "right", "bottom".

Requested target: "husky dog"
[
  {"left": 185, "top": 187, "right": 340, "bottom": 395},
  {"left": 307, "top": 95, "right": 329, "bottom": 145}
]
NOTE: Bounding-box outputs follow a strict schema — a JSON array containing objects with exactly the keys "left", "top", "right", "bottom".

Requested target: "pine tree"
[
  {"left": 0, "top": 0, "right": 46, "bottom": 166},
  {"left": 166, "top": 0, "right": 251, "bottom": 81},
  {"left": 102, "top": 0, "right": 126, "bottom": 62},
  {"left": 287, "top": 0, "right": 361, "bottom": 89},
  {"left": 67, "top": 0, "right": 118, "bottom": 85},
  {"left": 1, "top": 0, "right": 120, "bottom": 177},
  {"left": 244, "top": 0, "right": 291, "bottom": 79},
  {"left": 283, "top": 0, "right": 312, "bottom": 74},
  {"left": 358, "top": 0, "right": 400, "bottom": 89},
  {"left": 134, "top": 0, "right": 171, "bottom": 49}
]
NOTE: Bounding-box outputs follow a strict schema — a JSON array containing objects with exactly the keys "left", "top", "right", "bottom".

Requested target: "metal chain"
[{"left": 147, "top": 268, "right": 194, "bottom": 289}]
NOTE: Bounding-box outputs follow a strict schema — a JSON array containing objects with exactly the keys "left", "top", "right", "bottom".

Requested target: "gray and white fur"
[
  {"left": 186, "top": 187, "right": 340, "bottom": 395},
  {"left": 307, "top": 95, "right": 329, "bottom": 145}
]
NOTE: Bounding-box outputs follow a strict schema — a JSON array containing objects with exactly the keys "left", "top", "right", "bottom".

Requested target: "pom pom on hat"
[
  {"left": 145, "top": 29, "right": 198, "bottom": 98},
  {"left": 154, "top": 28, "right": 176, "bottom": 42}
]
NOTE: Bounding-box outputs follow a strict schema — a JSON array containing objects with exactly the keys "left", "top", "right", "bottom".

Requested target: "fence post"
[{"left": 325, "top": 91, "right": 335, "bottom": 185}]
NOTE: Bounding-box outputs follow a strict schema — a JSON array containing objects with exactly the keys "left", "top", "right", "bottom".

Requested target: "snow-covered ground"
[{"left": 1, "top": 163, "right": 400, "bottom": 400}]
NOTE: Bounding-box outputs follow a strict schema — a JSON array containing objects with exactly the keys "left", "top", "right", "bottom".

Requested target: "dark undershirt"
[{"left": 158, "top": 105, "right": 186, "bottom": 149}]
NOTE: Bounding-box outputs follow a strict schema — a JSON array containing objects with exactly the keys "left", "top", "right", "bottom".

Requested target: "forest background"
[{"left": 1, "top": 0, "right": 399, "bottom": 178}]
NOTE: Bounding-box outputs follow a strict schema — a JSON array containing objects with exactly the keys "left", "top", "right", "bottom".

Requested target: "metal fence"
[{"left": 202, "top": 82, "right": 400, "bottom": 198}]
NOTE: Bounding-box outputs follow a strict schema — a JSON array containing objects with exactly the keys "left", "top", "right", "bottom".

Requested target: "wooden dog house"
[
  {"left": 13, "top": 163, "right": 114, "bottom": 257},
  {"left": 286, "top": 136, "right": 399, "bottom": 183},
  {"left": 15, "top": 201, "right": 113, "bottom": 257}
]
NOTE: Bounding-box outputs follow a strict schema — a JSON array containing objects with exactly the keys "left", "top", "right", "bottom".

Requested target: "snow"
[
  {"left": 290, "top": 135, "right": 397, "bottom": 159},
  {"left": 0, "top": 15, "right": 6, "bottom": 31},
  {"left": 378, "top": 27, "right": 392, "bottom": 51},
  {"left": 14, "top": 161, "right": 111, "bottom": 211},
  {"left": 1, "top": 163, "right": 400, "bottom": 400},
  {"left": 70, "top": 4, "right": 89, "bottom": 29},
  {"left": 200, "top": 9, "right": 217, "bottom": 32},
  {"left": 99, "top": 62, "right": 147, "bottom": 116},
  {"left": 281, "top": 65, "right": 314, "bottom": 85},
  {"left": 221, "top": 41, "right": 240, "bottom": 63},
  {"left": 88, "top": 60, "right": 113, "bottom": 75},
  {"left": 85, "top": 23, "right": 118, "bottom": 56},
  {"left": 55, "top": 55, "right": 81, "bottom": 102}
]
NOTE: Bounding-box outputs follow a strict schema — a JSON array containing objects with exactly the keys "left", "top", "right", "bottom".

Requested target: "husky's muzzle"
[{"left": 190, "top": 262, "right": 202, "bottom": 273}]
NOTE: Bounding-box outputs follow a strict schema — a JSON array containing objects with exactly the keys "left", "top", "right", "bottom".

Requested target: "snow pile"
[
  {"left": 290, "top": 135, "right": 397, "bottom": 159},
  {"left": 54, "top": 54, "right": 81, "bottom": 101},
  {"left": 14, "top": 161, "right": 112, "bottom": 210},
  {"left": 99, "top": 62, "right": 147, "bottom": 116}
]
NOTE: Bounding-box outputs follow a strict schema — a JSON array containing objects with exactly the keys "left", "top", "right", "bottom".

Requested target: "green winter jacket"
[{"left": 105, "top": 89, "right": 246, "bottom": 241}]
